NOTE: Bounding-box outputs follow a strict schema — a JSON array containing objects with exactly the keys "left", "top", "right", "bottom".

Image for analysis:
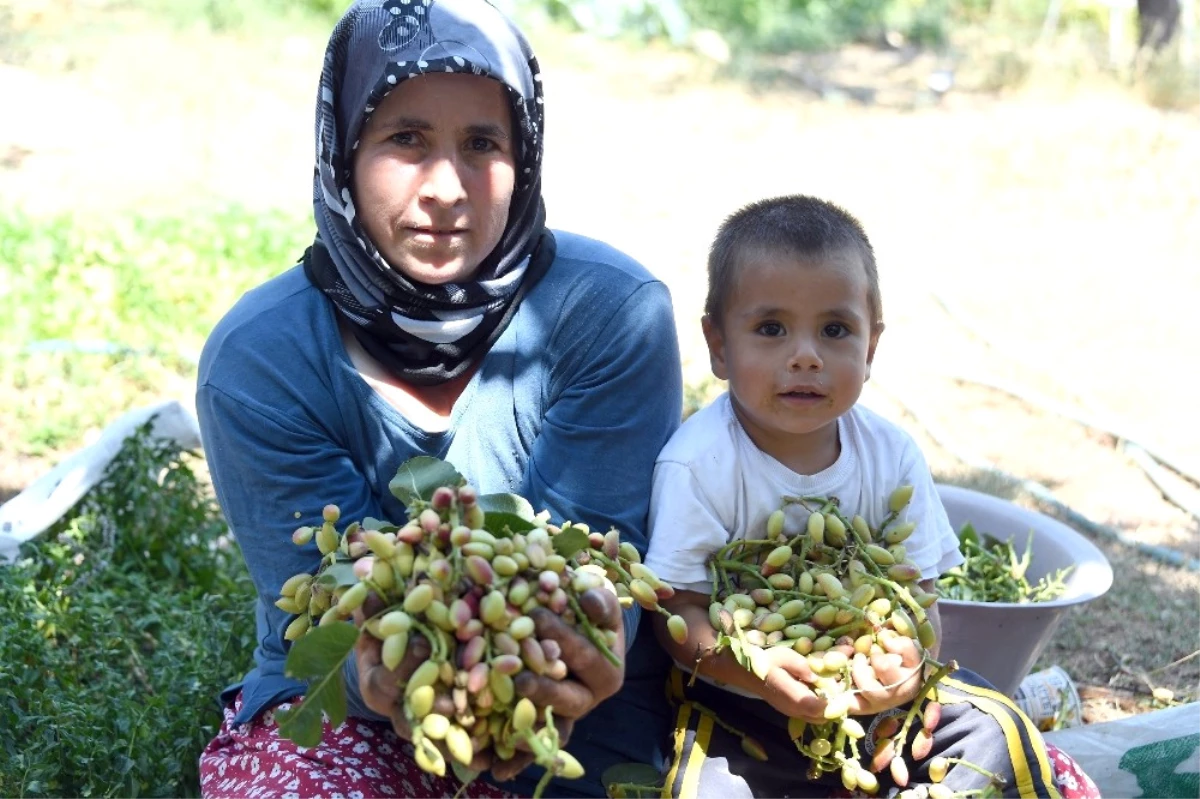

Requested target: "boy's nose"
[{"left": 788, "top": 340, "right": 822, "bottom": 371}]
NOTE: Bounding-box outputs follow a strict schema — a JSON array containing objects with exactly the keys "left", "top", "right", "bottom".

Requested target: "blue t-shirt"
[{"left": 196, "top": 230, "right": 682, "bottom": 797}]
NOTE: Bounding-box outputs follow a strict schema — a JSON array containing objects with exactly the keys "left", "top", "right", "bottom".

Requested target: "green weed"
[{"left": 0, "top": 421, "right": 256, "bottom": 797}]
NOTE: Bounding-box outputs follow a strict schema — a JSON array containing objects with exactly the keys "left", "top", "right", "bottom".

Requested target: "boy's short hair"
[{"left": 705, "top": 195, "right": 883, "bottom": 329}]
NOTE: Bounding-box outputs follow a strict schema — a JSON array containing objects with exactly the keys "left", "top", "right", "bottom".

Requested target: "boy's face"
[{"left": 702, "top": 249, "right": 881, "bottom": 474}]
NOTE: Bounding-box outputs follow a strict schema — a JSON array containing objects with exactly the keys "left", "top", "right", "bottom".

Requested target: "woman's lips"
[{"left": 408, "top": 227, "right": 467, "bottom": 243}]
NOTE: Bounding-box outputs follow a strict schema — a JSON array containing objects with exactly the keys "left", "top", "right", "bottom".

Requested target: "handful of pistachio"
[
  {"left": 700, "top": 485, "right": 958, "bottom": 794},
  {"left": 272, "top": 456, "right": 683, "bottom": 798}
]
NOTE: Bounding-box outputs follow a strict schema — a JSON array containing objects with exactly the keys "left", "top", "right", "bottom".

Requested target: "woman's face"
[{"left": 352, "top": 72, "right": 516, "bottom": 285}]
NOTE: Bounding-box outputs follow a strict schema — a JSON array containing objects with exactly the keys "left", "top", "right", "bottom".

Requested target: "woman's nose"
[{"left": 419, "top": 155, "right": 467, "bottom": 206}]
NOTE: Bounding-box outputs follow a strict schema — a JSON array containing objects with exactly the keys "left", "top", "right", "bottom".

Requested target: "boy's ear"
[
  {"left": 701, "top": 314, "right": 729, "bottom": 381},
  {"left": 864, "top": 322, "right": 884, "bottom": 382}
]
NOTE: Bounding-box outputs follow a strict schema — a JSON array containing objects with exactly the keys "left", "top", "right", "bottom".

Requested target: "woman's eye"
[
  {"left": 390, "top": 131, "right": 419, "bottom": 147},
  {"left": 467, "top": 136, "right": 497, "bottom": 153}
]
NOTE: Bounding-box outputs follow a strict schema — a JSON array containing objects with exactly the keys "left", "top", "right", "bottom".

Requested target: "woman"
[{"left": 195, "top": 1, "right": 682, "bottom": 797}]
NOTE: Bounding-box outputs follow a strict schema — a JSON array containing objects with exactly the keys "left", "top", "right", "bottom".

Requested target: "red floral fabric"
[
  {"left": 199, "top": 693, "right": 1100, "bottom": 798},
  {"left": 198, "top": 693, "right": 520, "bottom": 799}
]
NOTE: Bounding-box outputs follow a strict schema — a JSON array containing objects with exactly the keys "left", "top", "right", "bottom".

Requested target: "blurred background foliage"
[
  {"left": 3, "top": 0, "right": 1195, "bottom": 89},
  {"left": 525, "top": 0, "right": 1186, "bottom": 63}
]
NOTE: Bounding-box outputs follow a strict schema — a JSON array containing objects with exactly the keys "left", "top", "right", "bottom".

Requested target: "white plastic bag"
[
  {"left": 1045, "top": 702, "right": 1200, "bottom": 798},
  {"left": 0, "top": 400, "right": 202, "bottom": 564}
]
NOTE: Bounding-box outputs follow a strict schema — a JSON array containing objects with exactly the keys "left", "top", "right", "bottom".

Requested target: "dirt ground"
[{"left": 2, "top": 9, "right": 1198, "bottom": 726}]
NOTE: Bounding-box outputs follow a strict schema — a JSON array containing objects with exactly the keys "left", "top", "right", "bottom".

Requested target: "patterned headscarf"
[{"left": 303, "top": 0, "right": 553, "bottom": 385}]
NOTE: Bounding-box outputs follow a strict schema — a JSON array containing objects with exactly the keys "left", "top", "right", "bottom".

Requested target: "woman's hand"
[
  {"left": 354, "top": 587, "right": 627, "bottom": 783},
  {"left": 846, "top": 633, "right": 925, "bottom": 716},
  {"left": 354, "top": 596, "right": 501, "bottom": 773},
  {"left": 512, "top": 587, "right": 626, "bottom": 718},
  {"left": 495, "top": 587, "right": 626, "bottom": 780}
]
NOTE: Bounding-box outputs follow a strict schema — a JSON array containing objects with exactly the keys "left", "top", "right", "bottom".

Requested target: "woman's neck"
[{"left": 339, "top": 320, "right": 477, "bottom": 433}]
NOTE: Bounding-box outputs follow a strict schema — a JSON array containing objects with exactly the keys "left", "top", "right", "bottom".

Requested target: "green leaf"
[
  {"left": 602, "top": 762, "right": 663, "bottom": 796},
  {"left": 729, "top": 637, "right": 745, "bottom": 665},
  {"left": 450, "top": 762, "right": 481, "bottom": 788},
  {"left": 551, "top": 526, "right": 590, "bottom": 560},
  {"left": 477, "top": 493, "right": 538, "bottom": 536},
  {"left": 388, "top": 456, "right": 464, "bottom": 506},
  {"left": 284, "top": 621, "right": 360, "bottom": 678},
  {"left": 478, "top": 492, "right": 536, "bottom": 521},
  {"left": 361, "top": 517, "right": 398, "bottom": 532},
  {"left": 315, "top": 562, "right": 360, "bottom": 589},
  {"left": 482, "top": 512, "right": 538, "bottom": 537},
  {"left": 277, "top": 623, "right": 360, "bottom": 748}
]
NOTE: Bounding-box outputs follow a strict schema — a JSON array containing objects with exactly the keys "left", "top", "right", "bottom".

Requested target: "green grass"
[
  {"left": 0, "top": 205, "right": 309, "bottom": 355},
  {"left": 0, "top": 205, "right": 311, "bottom": 455}
]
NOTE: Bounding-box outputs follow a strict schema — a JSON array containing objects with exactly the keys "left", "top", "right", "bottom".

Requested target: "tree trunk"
[{"left": 1137, "top": 0, "right": 1181, "bottom": 51}]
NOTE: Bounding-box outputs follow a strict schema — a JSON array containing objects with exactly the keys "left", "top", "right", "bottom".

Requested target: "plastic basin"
[{"left": 934, "top": 484, "right": 1114, "bottom": 698}]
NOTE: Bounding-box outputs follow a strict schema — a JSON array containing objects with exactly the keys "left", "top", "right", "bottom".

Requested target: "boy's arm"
[{"left": 652, "top": 589, "right": 831, "bottom": 724}]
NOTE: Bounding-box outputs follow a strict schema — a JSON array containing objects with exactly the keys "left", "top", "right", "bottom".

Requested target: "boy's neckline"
[{"left": 723, "top": 393, "right": 844, "bottom": 476}]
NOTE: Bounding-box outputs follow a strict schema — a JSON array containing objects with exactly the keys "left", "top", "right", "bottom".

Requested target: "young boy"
[{"left": 644, "top": 195, "right": 1082, "bottom": 798}]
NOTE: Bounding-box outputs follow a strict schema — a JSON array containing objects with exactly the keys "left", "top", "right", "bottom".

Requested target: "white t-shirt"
[{"left": 645, "top": 393, "right": 964, "bottom": 595}]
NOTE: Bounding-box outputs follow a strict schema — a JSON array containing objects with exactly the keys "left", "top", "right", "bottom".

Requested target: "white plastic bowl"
[{"left": 934, "top": 484, "right": 1114, "bottom": 698}]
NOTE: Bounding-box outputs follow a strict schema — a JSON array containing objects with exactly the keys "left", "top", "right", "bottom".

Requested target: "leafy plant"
[
  {"left": 937, "top": 524, "right": 1073, "bottom": 603},
  {"left": 0, "top": 420, "right": 256, "bottom": 797}
]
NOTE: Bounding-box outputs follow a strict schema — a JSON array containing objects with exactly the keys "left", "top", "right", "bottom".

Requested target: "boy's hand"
[
  {"left": 759, "top": 646, "right": 830, "bottom": 723},
  {"left": 846, "top": 634, "right": 925, "bottom": 716}
]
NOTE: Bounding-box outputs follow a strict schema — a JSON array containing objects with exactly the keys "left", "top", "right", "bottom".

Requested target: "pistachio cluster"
[
  {"left": 701, "top": 485, "right": 961, "bottom": 794},
  {"left": 278, "top": 477, "right": 682, "bottom": 797}
]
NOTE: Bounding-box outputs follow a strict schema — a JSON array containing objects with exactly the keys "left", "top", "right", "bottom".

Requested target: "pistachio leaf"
[
  {"left": 466, "top": 493, "right": 537, "bottom": 536},
  {"left": 484, "top": 512, "right": 538, "bottom": 537},
  {"left": 478, "top": 492, "right": 536, "bottom": 520},
  {"left": 361, "top": 516, "right": 398, "bottom": 532},
  {"left": 602, "top": 762, "right": 663, "bottom": 796},
  {"left": 450, "top": 762, "right": 481, "bottom": 788},
  {"left": 551, "top": 526, "right": 590, "bottom": 560},
  {"left": 388, "top": 456, "right": 464, "bottom": 506},
  {"left": 315, "top": 562, "right": 359, "bottom": 589},
  {"left": 729, "top": 636, "right": 746, "bottom": 666},
  {"left": 277, "top": 622, "right": 360, "bottom": 748}
]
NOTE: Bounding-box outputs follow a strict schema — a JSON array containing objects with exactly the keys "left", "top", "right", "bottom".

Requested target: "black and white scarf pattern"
[{"left": 304, "top": 0, "right": 553, "bottom": 385}]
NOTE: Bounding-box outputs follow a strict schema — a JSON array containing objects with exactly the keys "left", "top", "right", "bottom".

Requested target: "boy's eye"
[
  {"left": 756, "top": 322, "right": 785, "bottom": 337},
  {"left": 823, "top": 323, "right": 850, "bottom": 338}
]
